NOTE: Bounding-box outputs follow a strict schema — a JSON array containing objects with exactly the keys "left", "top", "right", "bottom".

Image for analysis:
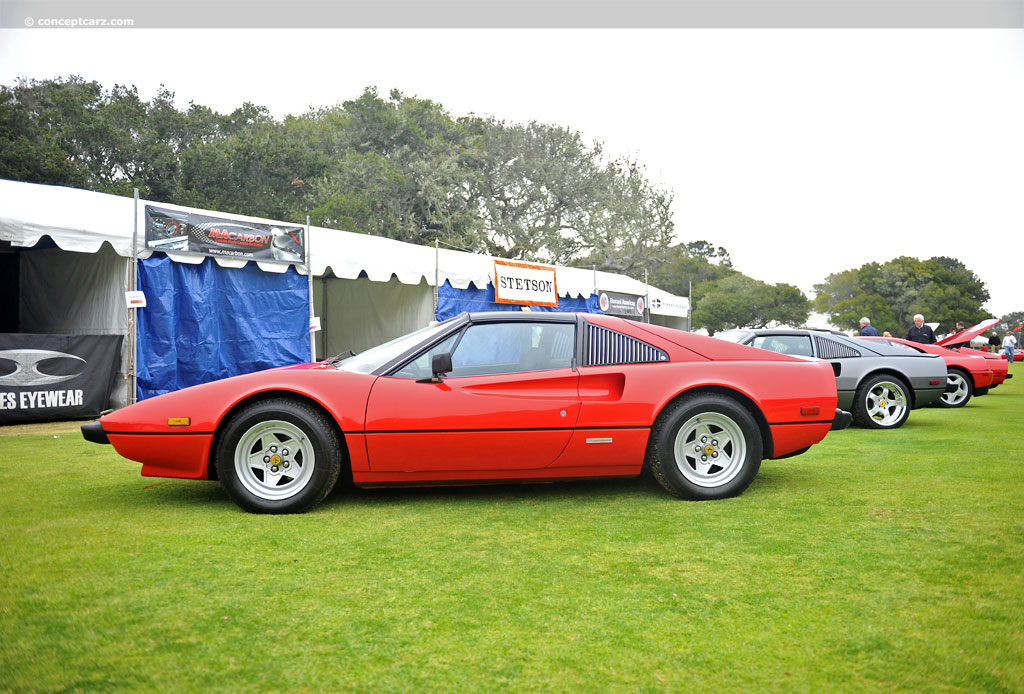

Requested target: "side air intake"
[
  {"left": 585, "top": 324, "right": 669, "bottom": 366},
  {"left": 815, "top": 336, "right": 860, "bottom": 360}
]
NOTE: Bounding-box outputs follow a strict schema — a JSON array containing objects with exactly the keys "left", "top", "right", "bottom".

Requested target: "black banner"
[
  {"left": 598, "top": 291, "right": 646, "bottom": 317},
  {"left": 0, "top": 334, "right": 123, "bottom": 424},
  {"left": 145, "top": 206, "right": 306, "bottom": 265}
]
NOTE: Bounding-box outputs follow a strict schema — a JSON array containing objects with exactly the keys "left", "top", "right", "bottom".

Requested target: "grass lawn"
[{"left": 2, "top": 372, "right": 1023, "bottom": 693}]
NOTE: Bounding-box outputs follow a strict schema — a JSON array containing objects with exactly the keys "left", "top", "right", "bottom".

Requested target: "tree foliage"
[
  {"left": 0, "top": 79, "right": 676, "bottom": 275},
  {"left": 997, "top": 311, "right": 1024, "bottom": 336},
  {"left": 691, "top": 274, "right": 810, "bottom": 335},
  {"left": 813, "top": 256, "right": 990, "bottom": 336}
]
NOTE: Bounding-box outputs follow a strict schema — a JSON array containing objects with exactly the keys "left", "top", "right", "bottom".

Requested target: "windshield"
[
  {"left": 715, "top": 330, "right": 752, "bottom": 344},
  {"left": 331, "top": 319, "right": 458, "bottom": 374}
]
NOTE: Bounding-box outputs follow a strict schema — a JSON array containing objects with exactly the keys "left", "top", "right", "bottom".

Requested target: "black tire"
[
  {"left": 852, "top": 374, "right": 910, "bottom": 429},
  {"left": 936, "top": 368, "right": 973, "bottom": 408},
  {"left": 646, "top": 393, "right": 763, "bottom": 500},
  {"left": 215, "top": 398, "right": 342, "bottom": 514}
]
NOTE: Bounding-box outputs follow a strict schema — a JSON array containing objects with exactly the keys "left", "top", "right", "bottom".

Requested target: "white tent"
[{"left": 0, "top": 179, "right": 690, "bottom": 406}]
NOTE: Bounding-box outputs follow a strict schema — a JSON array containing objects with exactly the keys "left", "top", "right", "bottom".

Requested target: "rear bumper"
[
  {"left": 81, "top": 420, "right": 110, "bottom": 445},
  {"left": 831, "top": 408, "right": 852, "bottom": 431}
]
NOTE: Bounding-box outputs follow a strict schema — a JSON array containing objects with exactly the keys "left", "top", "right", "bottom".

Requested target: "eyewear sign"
[
  {"left": 493, "top": 260, "right": 559, "bottom": 307},
  {"left": 0, "top": 334, "right": 123, "bottom": 424},
  {"left": 599, "top": 291, "right": 646, "bottom": 317},
  {"left": 145, "top": 206, "right": 306, "bottom": 265}
]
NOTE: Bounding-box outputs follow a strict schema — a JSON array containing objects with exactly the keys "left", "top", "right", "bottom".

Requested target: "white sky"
[{"left": 2, "top": 28, "right": 1023, "bottom": 319}]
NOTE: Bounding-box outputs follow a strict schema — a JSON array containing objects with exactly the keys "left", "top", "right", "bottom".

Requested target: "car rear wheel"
[
  {"left": 853, "top": 374, "right": 910, "bottom": 429},
  {"left": 647, "top": 393, "right": 763, "bottom": 500},
  {"left": 936, "top": 369, "right": 973, "bottom": 408},
  {"left": 215, "top": 398, "right": 342, "bottom": 514}
]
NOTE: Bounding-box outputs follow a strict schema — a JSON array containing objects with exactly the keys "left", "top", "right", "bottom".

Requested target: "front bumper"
[
  {"left": 81, "top": 420, "right": 110, "bottom": 445},
  {"left": 831, "top": 408, "right": 853, "bottom": 431}
]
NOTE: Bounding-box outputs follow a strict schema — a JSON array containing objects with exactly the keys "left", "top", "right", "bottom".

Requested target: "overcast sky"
[{"left": 2, "top": 27, "right": 1023, "bottom": 320}]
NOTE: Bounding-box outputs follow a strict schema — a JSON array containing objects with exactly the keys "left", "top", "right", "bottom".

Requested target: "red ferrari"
[
  {"left": 935, "top": 319, "right": 1012, "bottom": 388},
  {"left": 83, "top": 312, "right": 850, "bottom": 513},
  {"left": 858, "top": 336, "right": 996, "bottom": 408}
]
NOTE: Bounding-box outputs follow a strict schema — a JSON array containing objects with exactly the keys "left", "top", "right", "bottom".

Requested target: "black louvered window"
[
  {"left": 815, "top": 336, "right": 860, "bottom": 359},
  {"left": 585, "top": 324, "right": 668, "bottom": 366}
]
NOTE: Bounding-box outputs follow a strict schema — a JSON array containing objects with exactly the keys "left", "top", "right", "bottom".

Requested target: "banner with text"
[
  {"left": 493, "top": 260, "right": 559, "bottom": 307},
  {"left": 145, "top": 206, "right": 306, "bottom": 264},
  {"left": 0, "top": 334, "right": 123, "bottom": 424},
  {"left": 598, "top": 291, "right": 646, "bottom": 317}
]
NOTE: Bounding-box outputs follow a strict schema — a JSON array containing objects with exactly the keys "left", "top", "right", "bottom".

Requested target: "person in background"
[
  {"left": 906, "top": 314, "right": 937, "bottom": 344},
  {"left": 859, "top": 317, "right": 880, "bottom": 336},
  {"left": 1003, "top": 331, "right": 1017, "bottom": 365},
  {"left": 947, "top": 321, "right": 965, "bottom": 339},
  {"left": 989, "top": 332, "right": 1001, "bottom": 354},
  {"left": 882, "top": 331, "right": 892, "bottom": 338}
]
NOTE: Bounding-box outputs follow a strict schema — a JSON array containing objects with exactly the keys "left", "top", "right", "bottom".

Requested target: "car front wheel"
[
  {"left": 936, "top": 369, "right": 973, "bottom": 408},
  {"left": 215, "top": 398, "right": 342, "bottom": 514},
  {"left": 853, "top": 374, "right": 910, "bottom": 429},
  {"left": 647, "top": 393, "right": 763, "bottom": 500}
]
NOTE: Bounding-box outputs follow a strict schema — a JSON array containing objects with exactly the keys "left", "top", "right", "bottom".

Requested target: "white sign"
[
  {"left": 309, "top": 316, "right": 322, "bottom": 332},
  {"left": 648, "top": 291, "right": 689, "bottom": 318},
  {"left": 125, "top": 290, "right": 147, "bottom": 309},
  {"left": 493, "top": 260, "right": 558, "bottom": 307}
]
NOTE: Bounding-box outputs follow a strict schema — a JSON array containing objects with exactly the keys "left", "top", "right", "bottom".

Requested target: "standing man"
[
  {"left": 988, "top": 332, "right": 1001, "bottom": 353},
  {"left": 906, "top": 314, "right": 937, "bottom": 344},
  {"left": 1003, "top": 331, "right": 1017, "bottom": 365},
  {"left": 859, "top": 317, "right": 879, "bottom": 336}
]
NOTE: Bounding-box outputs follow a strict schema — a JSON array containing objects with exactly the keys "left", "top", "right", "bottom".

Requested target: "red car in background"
[
  {"left": 936, "top": 319, "right": 1012, "bottom": 388},
  {"left": 82, "top": 312, "right": 850, "bottom": 514},
  {"left": 859, "top": 336, "right": 996, "bottom": 408}
]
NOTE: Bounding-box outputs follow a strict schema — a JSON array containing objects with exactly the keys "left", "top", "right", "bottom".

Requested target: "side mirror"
[{"left": 431, "top": 352, "right": 453, "bottom": 379}]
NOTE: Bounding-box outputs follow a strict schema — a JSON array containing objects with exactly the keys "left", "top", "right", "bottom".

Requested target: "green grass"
[{"left": 2, "top": 373, "right": 1023, "bottom": 693}]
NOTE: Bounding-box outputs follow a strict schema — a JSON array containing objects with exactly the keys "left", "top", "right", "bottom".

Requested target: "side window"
[
  {"left": 390, "top": 333, "right": 460, "bottom": 379},
  {"left": 751, "top": 335, "right": 813, "bottom": 357},
  {"left": 449, "top": 322, "right": 575, "bottom": 377}
]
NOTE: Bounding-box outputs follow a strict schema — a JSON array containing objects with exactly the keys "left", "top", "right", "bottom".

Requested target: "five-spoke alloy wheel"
[
  {"left": 937, "top": 369, "right": 973, "bottom": 409},
  {"left": 647, "top": 393, "right": 763, "bottom": 500},
  {"left": 853, "top": 374, "right": 911, "bottom": 429},
  {"left": 216, "top": 398, "right": 342, "bottom": 514}
]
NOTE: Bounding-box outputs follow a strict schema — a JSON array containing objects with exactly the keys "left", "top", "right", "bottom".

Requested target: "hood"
[{"left": 936, "top": 318, "right": 999, "bottom": 347}]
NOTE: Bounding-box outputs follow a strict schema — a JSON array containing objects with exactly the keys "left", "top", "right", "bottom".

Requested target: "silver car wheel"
[
  {"left": 673, "top": 412, "right": 747, "bottom": 488},
  {"left": 233, "top": 419, "right": 316, "bottom": 501},
  {"left": 865, "top": 381, "right": 908, "bottom": 427},
  {"left": 942, "top": 372, "right": 970, "bottom": 406}
]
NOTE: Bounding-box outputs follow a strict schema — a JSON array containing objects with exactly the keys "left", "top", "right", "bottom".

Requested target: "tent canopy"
[{"left": 0, "top": 179, "right": 687, "bottom": 310}]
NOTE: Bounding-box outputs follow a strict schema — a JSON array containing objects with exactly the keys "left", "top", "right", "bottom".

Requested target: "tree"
[
  {"left": 693, "top": 274, "right": 810, "bottom": 335},
  {"left": 647, "top": 243, "right": 735, "bottom": 300},
  {"left": 306, "top": 88, "right": 482, "bottom": 247},
  {"left": 814, "top": 256, "right": 989, "bottom": 335},
  {"left": 997, "top": 311, "right": 1024, "bottom": 336}
]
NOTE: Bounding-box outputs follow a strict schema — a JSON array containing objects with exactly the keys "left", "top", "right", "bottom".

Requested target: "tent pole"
[
  {"left": 434, "top": 239, "right": 439, "bottom": 319},
  {"left": 129, "top": 189, "right": 139, "bottom": 405},
  {"left": 644, "top": 268, "right": 650, "bottom": 323},
  {"left": 306, "top": 215, "right": 315, "bottom": 362}
]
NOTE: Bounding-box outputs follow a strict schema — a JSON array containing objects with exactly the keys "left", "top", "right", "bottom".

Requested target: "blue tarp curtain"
[
  {"left": 435, "top": 280, "right": 600, "bottom": 321},
  {"left": 137, "top": 255, "right": 309, "bottom": 400}
]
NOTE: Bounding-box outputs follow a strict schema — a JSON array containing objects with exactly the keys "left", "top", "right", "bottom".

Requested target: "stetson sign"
[
  {"left": 493, "top": 259, "right": 559, "bottom": 307},
  {"left": 145, "top": 206, "right": 306, "bottom": 265},
  {"left": 0, "top": 334, "right": 123, "bottom": 424}
]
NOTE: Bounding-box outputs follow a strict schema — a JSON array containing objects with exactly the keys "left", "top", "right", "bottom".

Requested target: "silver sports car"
[{"left": 716, "top": 329, "right": 948, "bottom": 429}]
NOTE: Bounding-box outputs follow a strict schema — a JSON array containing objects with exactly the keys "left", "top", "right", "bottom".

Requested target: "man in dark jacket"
[
  {"left": 906, "top": 314, "right": 937, "bottom": 344},
  {"left": 859, "top": 317, "right": 880, "bottom": 336}
]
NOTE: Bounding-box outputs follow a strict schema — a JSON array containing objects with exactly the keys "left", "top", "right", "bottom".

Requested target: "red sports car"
[
  {"left": 858, "top": 336, "right": 995, "bottom": 408},
  {"left": 936, "top": 319, "right": 1012, "bottom": 388},
  {"left": 83, "top": 312, "right": 850, "bottom": 514}
]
